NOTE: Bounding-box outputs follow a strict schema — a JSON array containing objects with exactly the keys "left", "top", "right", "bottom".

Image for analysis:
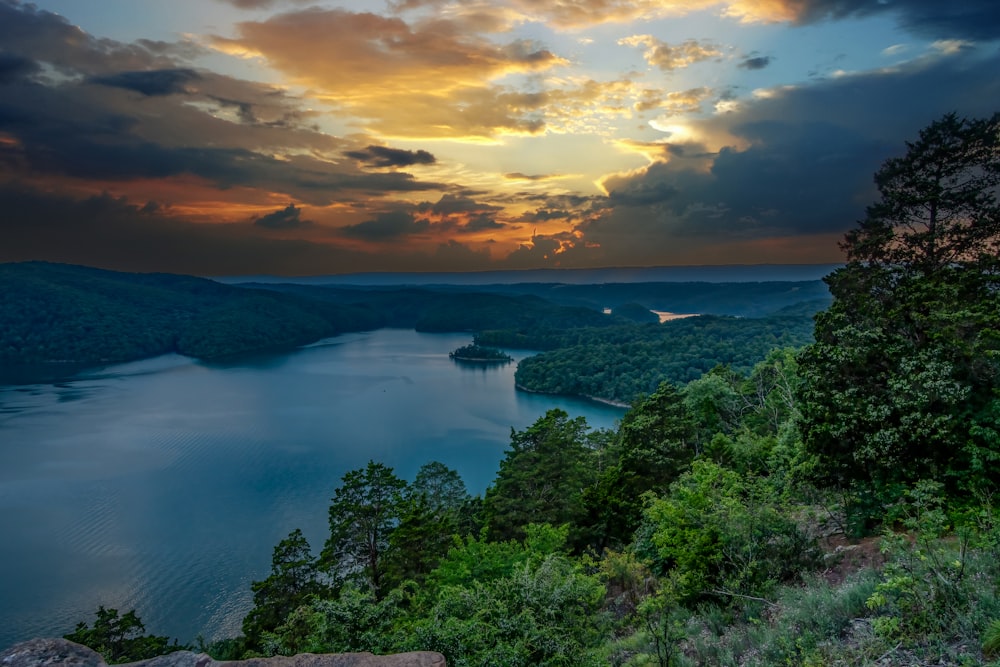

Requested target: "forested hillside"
[
  {"left": 1, "top": 261, "right": 823, "bottom": 388},
  {"left": 0, "top": 262, "right": 383, "bottom": 374},
  {"left": 494, "top": 314, "right": 816, "bottom": 403}
]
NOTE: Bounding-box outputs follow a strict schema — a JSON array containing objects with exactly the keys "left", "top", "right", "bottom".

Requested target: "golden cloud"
[
  {"left": 619, "top": 35, "right": 723, "bottom": 71},
  {"left": 391, "top": 0, "right": 809, "bottom": 30},
  {"left": 212, "top": 9, "right": 567, "bottom": 140}
]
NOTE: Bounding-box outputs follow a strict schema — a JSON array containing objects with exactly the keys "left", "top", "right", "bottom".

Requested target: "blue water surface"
[{"left": 0, "top": 329, "right": 623, "bottom": 649}]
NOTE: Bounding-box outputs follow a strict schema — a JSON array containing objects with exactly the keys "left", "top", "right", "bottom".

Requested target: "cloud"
[
  {"left": 90, "top": 69, "right": 200, "bottom": 96},
  {"left": 345, "top": 145, "right": 437, "bottom": 169},
  {"left": 253, "top": 203, "right": 312, "bottom": 229},
  {"left": 0, "top": 61, "right": 444, "bottom": 208},
  {"left": 0, "top": 52, "right": 39, "bottom": 84},
  {"left": 421, "top": 194, "right": 502, "bottom": 217},
  {"left": 210, "top": 8, "right": 567, "bottom": 139},
  {"left": 0, "top": 184, "right": 347, "bottom": 275},
  {"left": 739, "top": 55, "right": 772, "bottom": 70},
  {"left": 505, "top": 172, "right": 557, "bottom": 181},
  {"left": 725, "top": 0, "right": 1000, "bottom": 39},
  {"left": 432, "top": 239, "right": 493, "bottom": 269},
  {"left": 340, "top": 210, "right": 431, "bottom": 240},
  {"left": 574, "top": 47, "right": 1000, "bottom": 267},
  {"left": 619, "top": 35, "right": 723, "bottom": 71},
  {"left": 391, "top": 0, "right": 1000, "bottom": 40},
  {"left": 217, "top": 0, "right": 311, "bottom": 8},
  {"left": 463, "top": 214, "right": 505, "bottom": 232}
]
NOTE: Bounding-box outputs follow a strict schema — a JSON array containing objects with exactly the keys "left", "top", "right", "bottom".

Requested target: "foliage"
[
  {"left": 410, "top": 553, "right": 608, "bottom": 667},
  {"left": 449, "top": 343, "right": 512, "bottom": 362},
  {"left": 638, "top": 460, "right": 819, "bottom": 605},
  {"left": 482, "top": 410, "right": 596, "bottom": 545},
  {"left": 798, "top": 112, "right": 1000, "bottom": 510},
  {"left": 583, "top": 381, "right": 696, "bottom": 550},
  {"left": 261, "top": 584, "right": 409, "bottom": 657},
  {"left": 64, "top": 607, "right": 184, "bottom": 664},
  {"left": 321, "top": 461, "right": 408, "bottom": 597},
  {"left": 508, "top": 314, "right": 815, "bottom": 404},
  {"left": 865, "top": 481, "right": 1000, "bottom": 650},
  {"left": 242, "top": 528, "right": 323, "bottom": 650},
  {"left": 0, "top": 262, "right": 384, "bottom": 374}
]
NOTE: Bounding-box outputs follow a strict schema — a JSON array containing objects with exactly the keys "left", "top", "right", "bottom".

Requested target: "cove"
[{"left": 0, "top": 329, "right": 625, "bottom": 650}]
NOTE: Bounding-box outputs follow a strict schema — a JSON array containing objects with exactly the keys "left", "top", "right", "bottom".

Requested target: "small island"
[{"left": 449, "top": 343, "right": 513, "bottom": 364}]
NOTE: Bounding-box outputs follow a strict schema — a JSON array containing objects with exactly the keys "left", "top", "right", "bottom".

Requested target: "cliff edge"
[{"left": 0, "top": 639, "right": 445, "bottom": 667}]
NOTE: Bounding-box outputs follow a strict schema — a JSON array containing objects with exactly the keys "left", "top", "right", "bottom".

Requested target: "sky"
[{"left": 0, "top": 0, "right": 997, "bottom": 276}]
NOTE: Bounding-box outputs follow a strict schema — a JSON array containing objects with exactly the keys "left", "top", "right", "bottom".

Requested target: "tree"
[
  {"left": 322, "top": 461, "right": 408, "bottom": 597},
  {"left": 411, "top": 460, "right": 470, "bottom": 515},
  {"left": 799, "top": 112, "right": 1000, "bottom": 509},
  {"left": 582, "top": 381, "right": 696, "bottom": 549},
  {"left": 65, "top": 607, "right": 183, "bottom": 664},
  {"left": 636, "top": 460, "right": 817, "bottom": 605},
  {"left": 242, "top": 528, "right": 323, "bottom": 649},
  {"left": 482, "top": 409, "right": 594, "bottom": 544},
  {"left": 381, "top": 461, "right": 471, "bottom": 588}
]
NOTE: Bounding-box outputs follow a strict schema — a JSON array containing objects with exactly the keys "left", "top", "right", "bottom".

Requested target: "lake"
[{"left": 0, "top": 329, "right": 625, "bottom": 650}]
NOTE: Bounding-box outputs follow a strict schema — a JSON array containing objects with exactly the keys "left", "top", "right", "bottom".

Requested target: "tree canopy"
[{"left": 799, "top": 112, "right": 1000, "bottom": 508}]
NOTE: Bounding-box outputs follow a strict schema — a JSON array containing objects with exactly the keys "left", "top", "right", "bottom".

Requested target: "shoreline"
[{"left": 515, "top": 383, "right": 630, "bottom": 409}]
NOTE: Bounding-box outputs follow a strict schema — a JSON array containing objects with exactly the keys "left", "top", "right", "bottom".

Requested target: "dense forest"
[
  {"left": 494, "top": 313, "right": 816, "bottom": 404},
  {"left": 0, "top": 262, "right": 382, "bottom": 375},
  {"left": 54, "top": 112, "right": 1000, "bottom": 665},
  {"left": 0, "top": 262, "right": 822, "bottom": 391}
]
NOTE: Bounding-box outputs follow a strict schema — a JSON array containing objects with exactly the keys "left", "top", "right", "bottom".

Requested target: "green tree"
[
  {"left": 637, "top": 460, "right": 817, "bottom": 605},
  {"left": 411, "top": 461, "right": 470, "bottom": 515},
  {"left": 242, "top": 528, "right": 323, "bottom": 650},
  {"left": 482, "top": 410, "right": 594, "bottom": 544},
  {"left": 583, "top": 381, "right": 696, "bottom": 549},
  {"left": 322, "top": 461, "right": 408, "bottom": 597},
  {"left": 65, "top": 607, "right": 183, "bottom": 664},
  {"left": 381, "top": 461, "right": 472, "bottom": 588},
  {"left": 798, "top": 112, "right": 1000, "bottom": 509}
]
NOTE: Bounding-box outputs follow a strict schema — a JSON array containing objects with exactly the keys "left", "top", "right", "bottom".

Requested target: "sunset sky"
[{"left": 0, "top": 0, "right": 997, "bottom": 276}]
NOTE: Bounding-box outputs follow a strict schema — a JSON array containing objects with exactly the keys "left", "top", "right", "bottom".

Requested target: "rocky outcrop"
[{"left": 0, "top": 640, "right": 445, "bottom": 667}]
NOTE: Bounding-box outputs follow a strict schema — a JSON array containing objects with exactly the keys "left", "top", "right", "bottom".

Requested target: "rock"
[
  {"left": 1, "top": 639, "right": 104, "bottom": 667},
  {"left": 1, "top": 641, "right": 445, "bottom": 667}
]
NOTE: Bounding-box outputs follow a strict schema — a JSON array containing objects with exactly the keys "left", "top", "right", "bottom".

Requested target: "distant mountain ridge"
[{"left": 215, "top": 264, "right": 842, "bottom": 286}]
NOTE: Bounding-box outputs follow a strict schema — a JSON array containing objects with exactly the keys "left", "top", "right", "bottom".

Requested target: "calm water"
[{"left": 0, "top": 329, "right": 624, "bottom": 650}]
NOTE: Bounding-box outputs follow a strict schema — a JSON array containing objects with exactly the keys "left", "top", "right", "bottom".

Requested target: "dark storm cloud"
[
  {"left": 524, "top": 208, "right": 574, "bottom": 222},
  {"left": 575, "top": 48, "right": 1000, "bottom": 266},
  {"left": 0, "top": 74, "right": 444, "bottom": 204},
  {"left": 739, "top": 56, "right": 772, "bottom": 70},
  {"left": 0, "top": 52, "right": 39, "bottom": 84},
  {"left": 90, "top": 69, "right": 200, "bottom": 96},
  {"left": 253, "top": 204, "right": 312, "bottom": 229},
  {"left": 344, "top": 145, "right": 437, "bottom": 169},
  {"left": 340, "top": 210, "right": 430, "bottom": 240},
  {"left": 790, "top": 0, "right": 1000, "bottom": 41},
  {"left": 0, "top": 1, "right": 193, "bottom": 76},
  {"left": 463, "top": 214, "right": 505, "bottom": 231},
  {"left": 421, "top": 194, "right": 502, "bottom": 216}
]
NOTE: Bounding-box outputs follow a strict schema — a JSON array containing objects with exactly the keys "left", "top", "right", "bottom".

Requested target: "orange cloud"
[
  {"left": 391, "top": 0, "right": 807, "bottom": 31},
  {"left": 212, "top": 9, "right": 567, "bottom": 140},
  {"left": 619, "top": 35, "right": 723, "bottom": 71}
]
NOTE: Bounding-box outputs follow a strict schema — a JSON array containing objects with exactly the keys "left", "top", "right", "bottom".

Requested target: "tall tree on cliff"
[
  {"left": 322, "top": 461, "right": 407, "bottom": 598},
  {"left": 798, "top": 112, "right": 1000, "bottom": 513}
]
